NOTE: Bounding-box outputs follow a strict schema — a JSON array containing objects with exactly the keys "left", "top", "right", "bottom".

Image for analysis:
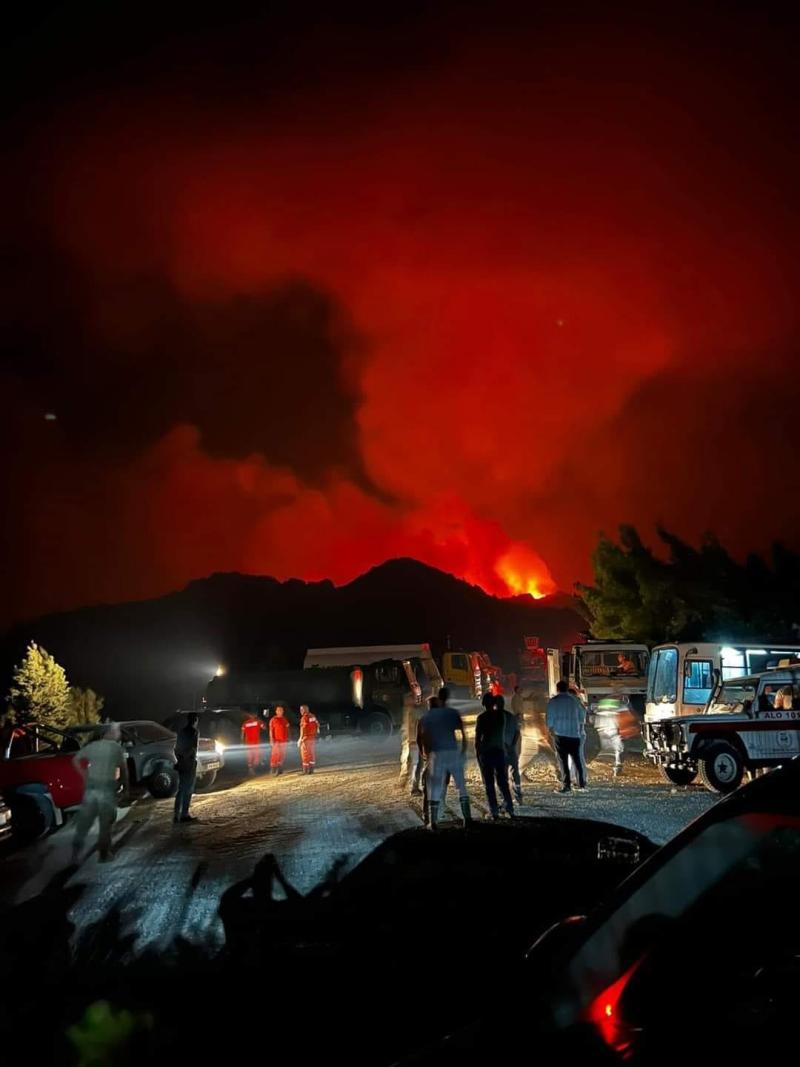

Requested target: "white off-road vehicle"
[{"left": 643, "top": 666, "right": 800, "bottom": 793}]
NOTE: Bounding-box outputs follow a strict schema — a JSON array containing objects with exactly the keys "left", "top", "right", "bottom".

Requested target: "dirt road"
[{"left": 0, "top": 737, "right": 714, "bottom": 953}]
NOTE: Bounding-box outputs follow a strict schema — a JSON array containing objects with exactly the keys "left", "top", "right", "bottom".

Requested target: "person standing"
[
  {"left": 418, "top": 687, "right": 472, "bottom": 830},
  {"left": 398, "top": 692, "right": 424, "bottom": 794},
  {"left": 475, "top": 695, "right": 515, "bottom": 819},
  {"left": 298, "top": 704, "right": 320, "bottom": 774},
  {"left": 505, "top": 694, "right": 524, "bottom": 805},
  {"left": 268, "top": 704, "right": 290, "bottom": 775},
  {"left": 546, "top": 680, "right": 587, "bottom": 793},
  {"left": 241, "top": 711, "right": 264, "bottom": 775},
  {"left": 174, "top": 711, "right": 200, "bottom": 823},
  {"left": 416, "top": 703, "right": 434, "bottom": 825},
  {"left": 71, "top": 722, "right": 127, "bottom": 862},
  {"left": 514, "top": 687, "right": 526, "bottom": 802}
]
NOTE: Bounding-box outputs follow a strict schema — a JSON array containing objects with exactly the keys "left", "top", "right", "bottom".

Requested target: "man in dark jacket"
[
  {"left": 475, "top": 694, "right": 515, "bottom": 819},
  {"left": 174, "top": 712, "right": 200, "bottom": 824}
]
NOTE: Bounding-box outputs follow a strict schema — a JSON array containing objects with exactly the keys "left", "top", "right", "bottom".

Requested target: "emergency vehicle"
[
  {"left": 645, "top": 641, "right": 800, "bottom": 722},
  {"left": 643, "top": 665, "right": 800, "bottom": 791},
  {"left": 565, "top": 642, "right": 649, "bottom": 716}
]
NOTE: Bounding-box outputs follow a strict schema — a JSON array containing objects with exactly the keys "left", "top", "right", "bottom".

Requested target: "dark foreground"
[{"left": 0, "top": 817, "right": 652, "bottom": 1065}]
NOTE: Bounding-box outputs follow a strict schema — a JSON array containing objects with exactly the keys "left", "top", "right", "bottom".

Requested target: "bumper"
[{"left": 198, "top": 757, "right": 222, "bottom": 774}]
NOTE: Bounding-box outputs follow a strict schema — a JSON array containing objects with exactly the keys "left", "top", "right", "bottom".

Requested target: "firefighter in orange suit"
[
  {"left": 241, "top": 712, "right": 264, "bottom": 774},
  {"left": 269, "top": 704, "right": 290, "bottom": 775},
  {"left": 298, "top": 704, "right": 320, "bottom": 774}
]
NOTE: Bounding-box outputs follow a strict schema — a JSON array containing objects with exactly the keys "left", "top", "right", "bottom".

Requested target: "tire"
[
  {"left": 9, "top": 793, "right": 53, "bottom": 842},
  {"left": 699, "top": 741, "right": 745, "bottom": 794},
  {"left": 659, "top": 764, "right": 698, "bottom": 786},
  {"left": 361, "top": 712, "right": 393, "bottom": 738},
  {"left": 194, "top": 770, "right": 217, "bottom": 792},
  {"left": 147, "top": 765, "right": 179, "bottom": 798}
]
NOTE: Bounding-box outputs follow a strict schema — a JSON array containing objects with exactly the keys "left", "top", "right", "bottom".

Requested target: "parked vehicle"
[
  {"left": 411, "top": 758, "right": 800, "bottom": 1064},
  {"left": 440, "top": 650, "right": 502, "bottom": 700},
  {"left": 646, "top": 641, "right": 800, "bottom": 722},
  {"left": 206, "top": 659, "right": 418, "bottom": 736},
  {"left": 303, "top": 644, "right": 443, "bottom": 704},
  {"left": 644, "top": 666, "right": 800, "bottom": 791},
  {"left": 566, "top": 641, "right": 650, "bottom": 716},
  {"left": 68, "top": 720, "right": 223, "bottom": 797},
  {"left": 524, "top": 757, "right": 800, "bottom": 1060},
  {"left": 0, "top": 722, "right": 86, "bottom": 840}
]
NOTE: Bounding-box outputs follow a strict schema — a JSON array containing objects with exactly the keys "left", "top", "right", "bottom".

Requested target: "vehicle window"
[
  {"left": 451, "top": 654, "right": 468, "bottom": 671},
  {"left": 579, "top": 650, "right": 647, "bottom": 677},
  {"left": 425, "top": 658, "right": 442, "bottom": 685},
  {"left": 132, "top": 722, "right": 176, "bottom": 743},
  {"left": 683, "top": 660, "right": 714, "bottom": 705},
  {"left": 650, "top": 649, "right": 678, "bottom": 703},
  {"left": 709, "top": 682, "right": 757, "bottom": 713},
  {"left": 375, "top": 663, "right": 400, "bottom": 685}
]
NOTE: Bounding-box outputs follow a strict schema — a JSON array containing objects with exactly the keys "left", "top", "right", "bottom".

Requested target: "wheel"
[
  {"left": 659, "top": 764, "right": 698, "bottom": 786},
  {"left": 194, "top": 770, "right": 217, "bottom": 792},
  {"left": 147, "top": 765, "right": 179, "bottom": 798},
  {"left": 699, "top": 741, "right": 745, "bottom": 794},
  {"left": 362, "top": 713, "right": 393, "bottom": 738},
  {"left": 9, "top": 793, "right": 53, "bottom": 842}
]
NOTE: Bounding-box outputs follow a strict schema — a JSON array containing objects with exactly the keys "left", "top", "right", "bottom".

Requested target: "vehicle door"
[
  {"left": 682, "top": 657, "right": 715, "bottom": 712},
  {"left": 446, "top": 653, "right": 471, "bottom": 691}
]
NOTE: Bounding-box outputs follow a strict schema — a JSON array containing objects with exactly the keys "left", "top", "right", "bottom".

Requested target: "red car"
[{"left": 0, "top": 722, "right": 86, "bottom": 840}]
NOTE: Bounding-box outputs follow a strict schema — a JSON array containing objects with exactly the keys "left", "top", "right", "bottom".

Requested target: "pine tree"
[
  {"left": 8, "top": 642, "right": 71, "bottom": 728},
  {"left": 66, "top": 687, "right": 105, "bottom": 726}
]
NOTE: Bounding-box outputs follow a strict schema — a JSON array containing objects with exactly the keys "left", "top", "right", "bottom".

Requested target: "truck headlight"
[{"left": 214, "top": 740, "right": 226, "bottom": 755}]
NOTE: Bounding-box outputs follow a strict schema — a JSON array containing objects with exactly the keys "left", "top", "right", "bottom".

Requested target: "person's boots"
[
  {"left": 428, "top": 801, "right": 440, "bottom": 831},
  {"left": 459, "top": 796, "right": 473, "bottom": 827}
]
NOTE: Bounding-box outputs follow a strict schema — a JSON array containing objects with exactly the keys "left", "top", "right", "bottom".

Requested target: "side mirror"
[{"left": 597, "top": 836, "right": 641, "bottom": 865}]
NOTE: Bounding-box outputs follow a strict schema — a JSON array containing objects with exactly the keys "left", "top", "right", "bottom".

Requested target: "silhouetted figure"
[
  {"left": 419, "top": 687, "right": 471, "bottom": 829},
  {"left": 72, "top": 721, "right": 127, "bottom": 862},
  {"left": 174, "top": 712, "right": 199, "bottom": 823},
  {"left": 505, "top": 695, "right": 523, "bottom": 805},
  {"left": 547, "top": 681, "right": 587, "bottom": 793},
  {"left": 399, "top": 692, "right": 424, "bottom": 794},
  {"left": 476, "top": 695, "right": 515, "bottom": 819}
]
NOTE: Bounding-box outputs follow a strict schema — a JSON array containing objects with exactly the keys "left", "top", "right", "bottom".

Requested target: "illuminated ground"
[{"left": 0, "top": 736, "right": 714, "bottom": 954}]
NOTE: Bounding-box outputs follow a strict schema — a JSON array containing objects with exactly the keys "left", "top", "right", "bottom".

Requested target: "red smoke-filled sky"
[{"left": 2, "top": 3, "right": 799, "bottom": 623}]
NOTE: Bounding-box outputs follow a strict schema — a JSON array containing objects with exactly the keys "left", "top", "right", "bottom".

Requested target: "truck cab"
[{"left": 643, "top": 666, "right": 800, "bottom": 792}]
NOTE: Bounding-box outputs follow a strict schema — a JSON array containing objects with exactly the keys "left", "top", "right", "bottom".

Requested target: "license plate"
[{"left": 202, "top": 760, "right": 221, "bottom": 772}]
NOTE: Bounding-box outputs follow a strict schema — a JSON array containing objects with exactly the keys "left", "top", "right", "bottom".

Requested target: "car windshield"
[
  {"left": 579, "top": 649, "right": 647, "bottom": 677},
  {"left": 708, "top": 682, "right": 756, "bottom": 713}
]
